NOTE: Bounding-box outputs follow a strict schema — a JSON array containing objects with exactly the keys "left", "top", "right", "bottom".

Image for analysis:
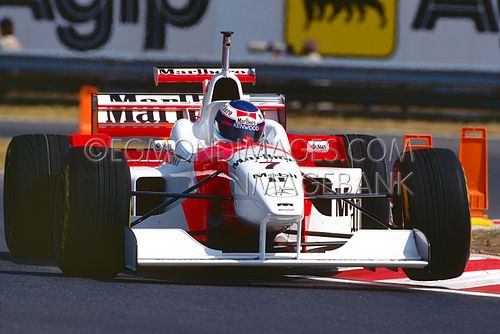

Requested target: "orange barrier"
[
  {"left": 79, "top": 85, "right": 98, "bottom": 135},
  {"left": 459, "top": 127, "right": 492, "bottom": 226},
  {"left": 403, "top": 134, "right": 433, "bottom": 152}
]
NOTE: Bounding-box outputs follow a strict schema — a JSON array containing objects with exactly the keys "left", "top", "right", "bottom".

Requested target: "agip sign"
[{"left": 0, "top": 0, "right": 209, "bottom": 51}]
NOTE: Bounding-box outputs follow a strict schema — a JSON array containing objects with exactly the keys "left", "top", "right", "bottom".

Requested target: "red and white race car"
[{"left": 4, "top": 32, "right": 470, "bottom": 280}]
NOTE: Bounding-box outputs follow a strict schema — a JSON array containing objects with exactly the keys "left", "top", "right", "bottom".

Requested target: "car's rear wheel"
[
  {"left": 4, "top": 134, "right": 69, "bottom": 259},
  {"left": 54, "top": 147, "right": 131, "bottom": 278},
  {"left": 392, "top": 148, "right": 470, "bottom": 281},
  {"left": 343, "top": 134, "right": 390, "bottom": 229}
]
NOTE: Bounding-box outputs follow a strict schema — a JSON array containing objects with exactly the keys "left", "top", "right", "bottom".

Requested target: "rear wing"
[
  {"left": 92, "top": 93, "right": 285, "bottom": 137},
  {"left": 154, "top": 67, "right": 256, "bottom": 86},
  {"left": 246, "top": 94, "right": 287, "bottom": 128}
]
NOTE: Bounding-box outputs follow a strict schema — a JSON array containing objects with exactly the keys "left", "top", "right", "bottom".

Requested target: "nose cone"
[{"left": 229, "top": 148, "right": 304, "bottom": 229}]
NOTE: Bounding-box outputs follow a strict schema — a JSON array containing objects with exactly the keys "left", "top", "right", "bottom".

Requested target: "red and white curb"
[
  {"left": 307, "top": 255, "right": 500, "bottom": 298},
  {"left": 265, "top": 255, "right": 500, "bottom": 298}
]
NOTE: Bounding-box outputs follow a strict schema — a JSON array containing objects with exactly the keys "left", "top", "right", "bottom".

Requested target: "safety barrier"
[
  {"left": 459, "top": 128, "right": 493, "bottom": 227},
  {"left": 1, "top": 54, "right": 499, "bottom": 120}
]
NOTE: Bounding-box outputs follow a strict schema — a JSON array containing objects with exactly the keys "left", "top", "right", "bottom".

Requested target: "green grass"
[
  {"left": 0, "top": 104, "right": 78, "bottom": 122},
  {"left": 471, "top": 229, "right": 500, "bottom": 256}
]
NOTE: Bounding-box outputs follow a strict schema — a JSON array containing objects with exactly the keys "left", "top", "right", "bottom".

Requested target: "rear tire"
[
  {"left": 392, "top": 148, "right": 470, "bottom": 281},
  {"left": 54, "top": 147, "right": 131, "bottom": 278},
  {"left": 343, "top": 134, "right": 390, "bottom": 229},
  {"left": 4, "top": 134, "right": 69, "bottom": 259}
]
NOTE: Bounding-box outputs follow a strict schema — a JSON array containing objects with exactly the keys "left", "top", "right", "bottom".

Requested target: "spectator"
[
  {"left": 301, "top": 39, "right": 322, "bottom": 64},
  {"left": 0, "top": 18, "right": 21, "bottom": 51}
]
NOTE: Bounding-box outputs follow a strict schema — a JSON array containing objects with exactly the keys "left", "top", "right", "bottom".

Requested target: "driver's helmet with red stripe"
[{"left": 214, "top": 100, "right": 265, "bottom": 142}]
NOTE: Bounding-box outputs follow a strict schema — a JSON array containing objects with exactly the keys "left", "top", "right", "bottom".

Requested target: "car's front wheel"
[
  {"left": 392, "top": 148, "right": 470, "bottom": 281},
  {"left": 54, "top": 147, "right": 131, "bottom": 279}
]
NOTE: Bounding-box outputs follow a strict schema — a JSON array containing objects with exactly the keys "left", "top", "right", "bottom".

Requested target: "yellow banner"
[{"left": 285, "top": 0, "right": 397, "bottom": 58}]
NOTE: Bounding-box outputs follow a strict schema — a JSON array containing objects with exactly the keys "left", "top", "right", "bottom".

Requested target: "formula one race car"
[{"left": 4, "top": 32, "right": 471, "bottom": 280}]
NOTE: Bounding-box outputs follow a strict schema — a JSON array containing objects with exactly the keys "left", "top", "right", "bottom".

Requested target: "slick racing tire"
[
  {"left": 392, "top": 148, "right": 470, "bottom": 281},
  {"left": 54, "top": 147, "right": 131, "bottom": 279},
  {"left": 343, "top": 134, "right": 390, "bottom": 229},
  {"left": 4, "top": 134, "right": 69, "bottom": 259}
]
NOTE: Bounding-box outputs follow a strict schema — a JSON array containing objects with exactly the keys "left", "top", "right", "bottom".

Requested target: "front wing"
[{"left": 124, "top": 228, "right": 429, "bottom": 271}]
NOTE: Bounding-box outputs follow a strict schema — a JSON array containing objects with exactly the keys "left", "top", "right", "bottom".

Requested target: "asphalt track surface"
[{"left": 1, "top": 121, "right": 499, "bottom": 333}]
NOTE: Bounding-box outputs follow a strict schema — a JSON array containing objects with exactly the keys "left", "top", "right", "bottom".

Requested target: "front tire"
[
  {"left": 4, "top": 134, "right": 69, "bottom": 259},
  {"left": 54, "top": 147, "right": 131, "bottom": 278},
  {"left": 392, "top": 148, "right": 470, "bottom": 281}
]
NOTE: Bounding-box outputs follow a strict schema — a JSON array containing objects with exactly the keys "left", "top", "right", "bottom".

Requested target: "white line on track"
[
  {"left": 471, "top": 254, "right": 500, "bottom": 260},
  {"left": 380, "top": 270, "right": 500, "bottom": 290}
]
